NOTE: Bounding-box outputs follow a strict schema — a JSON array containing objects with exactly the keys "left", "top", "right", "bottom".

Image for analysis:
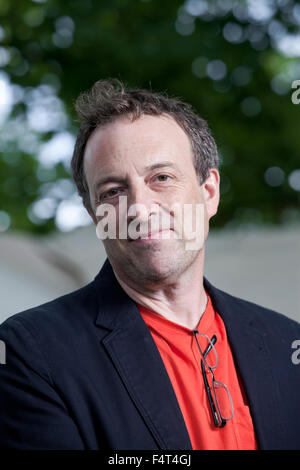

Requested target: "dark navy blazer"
[{"left": 1, "top": 258, "right": 300, "bottom": 450}]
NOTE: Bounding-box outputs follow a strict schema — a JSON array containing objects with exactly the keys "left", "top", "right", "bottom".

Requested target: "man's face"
[{"left": 83, "top": 114, "right": 219, "bottom": 283}]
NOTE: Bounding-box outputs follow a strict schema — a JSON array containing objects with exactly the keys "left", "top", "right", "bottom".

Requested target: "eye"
[
  {"left": 99, "top": 188, "right": 124, "bottom": 202},
  {"left": 104, "top": 188, "right": 120, "bottom": 198},
  {"left": 154, "top": 174, "right": 172, "bottom": 182}
]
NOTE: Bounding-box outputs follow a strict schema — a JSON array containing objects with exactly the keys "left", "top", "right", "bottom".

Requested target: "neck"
[{"left": 112, "top": 251, "right": 208, "bottom": 330}]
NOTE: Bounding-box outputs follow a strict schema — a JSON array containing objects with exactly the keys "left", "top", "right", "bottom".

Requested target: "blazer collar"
[
  {"left": 93, "top": 258, "right": 284, "bottom": 450},
  {"left": 203, "top": 277, "right": 285, "bottom": 450},
  {"left": 93, "top": 258, "right": 193, "bottom": 450}
]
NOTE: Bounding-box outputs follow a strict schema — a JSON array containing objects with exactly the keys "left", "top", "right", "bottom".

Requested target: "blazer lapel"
[
  {"left": 93, "top": 259, "right": 192, "bottom": 450},
  {"left": 204, "top": 278, "right": 285, "bottom": 450},
  {"left": 93, "top": 259, "right": 285, "bottom": 449}
]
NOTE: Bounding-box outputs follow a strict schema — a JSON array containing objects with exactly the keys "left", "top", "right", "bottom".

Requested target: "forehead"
[{"left": 83, "top": 114, "right": 194, "bottom": 174}]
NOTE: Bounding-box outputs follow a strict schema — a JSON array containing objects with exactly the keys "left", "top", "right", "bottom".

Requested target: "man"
[{"left": 0, "top": 79, "right": 300, "bottom": 450}]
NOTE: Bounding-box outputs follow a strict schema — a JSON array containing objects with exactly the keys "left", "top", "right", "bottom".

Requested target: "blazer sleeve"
[{"left": 0, "top": 315, "right": 85, "bottom": 450}]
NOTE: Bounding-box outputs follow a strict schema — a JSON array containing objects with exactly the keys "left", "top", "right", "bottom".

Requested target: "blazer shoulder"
[
  {"left": 204, "top": 276, "right": 300, "bottom": 337},
  {"left": 213, "top": 283, "right": 300, "bottom": 335}
]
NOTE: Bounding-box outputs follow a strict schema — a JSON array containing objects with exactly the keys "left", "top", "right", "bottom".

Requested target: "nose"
[{"left": 127, "top": 182, "right": 161, "bottom": 223}]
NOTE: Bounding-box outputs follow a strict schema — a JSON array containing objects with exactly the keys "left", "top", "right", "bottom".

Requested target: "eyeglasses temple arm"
[{"left": 201, "top": 359, "right": 223, "bottom": 427}]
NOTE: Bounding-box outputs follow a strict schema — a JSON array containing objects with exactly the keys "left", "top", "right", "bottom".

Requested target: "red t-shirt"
[{"left": 137, "top": 293, "right": 258, "bottom": 450}]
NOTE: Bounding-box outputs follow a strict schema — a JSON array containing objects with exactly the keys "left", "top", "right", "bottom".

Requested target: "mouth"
[{"left": 129, "top": 228, "right": 173, "bottom": 243}]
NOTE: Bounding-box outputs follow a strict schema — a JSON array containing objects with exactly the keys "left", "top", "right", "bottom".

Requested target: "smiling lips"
[{"left": 129, "top": 229, "right": 173, "bottom": 242}]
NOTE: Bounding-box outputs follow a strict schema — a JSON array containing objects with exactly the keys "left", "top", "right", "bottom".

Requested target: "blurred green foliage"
[{"left": 0, "top": 0, "right": 299, "bottom": 234}]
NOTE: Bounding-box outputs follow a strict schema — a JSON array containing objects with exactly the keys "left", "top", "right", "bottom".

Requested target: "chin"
[
  {"left": 137, "top": 254, "right": 193, "bottom": 283},
  {"left": 139, "top": 267, "right": 173, "bottom": 283}
]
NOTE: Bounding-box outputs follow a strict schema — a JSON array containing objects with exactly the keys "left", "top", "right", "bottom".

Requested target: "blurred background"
[{"left": 0, "top": 0, "right": 299, "bottom": 323}]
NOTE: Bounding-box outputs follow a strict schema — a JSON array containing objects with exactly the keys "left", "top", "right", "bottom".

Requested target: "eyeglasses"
[{"left": 193, "top": 330, "right": 234, "bottom": 428}]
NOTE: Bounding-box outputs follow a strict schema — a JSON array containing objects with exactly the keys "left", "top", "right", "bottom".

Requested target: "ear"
[{"left": 203, "top": 169, "right": 220, "bottom": 220}]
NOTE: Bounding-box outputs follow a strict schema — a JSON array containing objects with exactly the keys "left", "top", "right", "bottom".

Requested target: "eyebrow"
[
  {"left": 94, "top": 175, "right": 126, "bottom": 192},
  {"left": 144, "top": 161, "right": 178, "bottom": 171},
  {"left": 94, "top": 161, "right": 178, "bottom": 191}
]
